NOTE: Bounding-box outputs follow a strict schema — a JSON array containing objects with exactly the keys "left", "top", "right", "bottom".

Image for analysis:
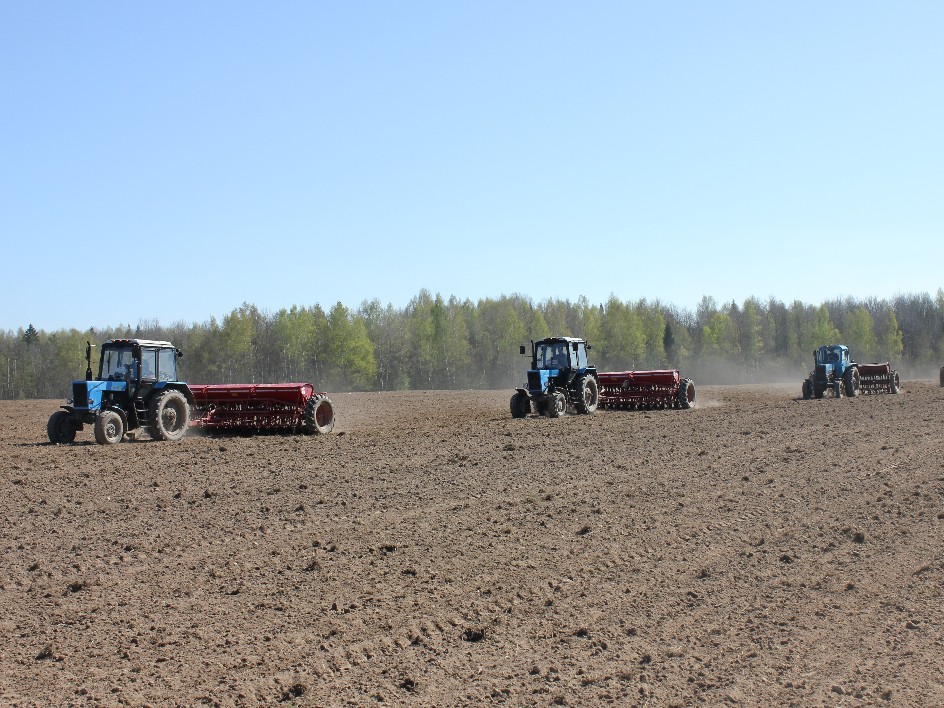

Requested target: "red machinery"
[
  {"left": 597, "top": 369, "right": 695, "bottom": 410},
  {"left": 856, "top": 363, "right": 900, "bottom": 395},
  {"left": 188, "top": 383, "right": 335, "bottom": 434}
]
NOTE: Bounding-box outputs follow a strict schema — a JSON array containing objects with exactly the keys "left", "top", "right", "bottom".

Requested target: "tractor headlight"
[{"left": 88, "top": 398, "right": 94, "bottom": 406}]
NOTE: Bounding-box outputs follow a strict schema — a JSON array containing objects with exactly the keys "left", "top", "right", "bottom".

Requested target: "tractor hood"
[
  {"left": 70, "top": 379, "right": 128, "bottom": 411},
  {"left": 527, "top": 369, "right": 558, "bottom": 394}
]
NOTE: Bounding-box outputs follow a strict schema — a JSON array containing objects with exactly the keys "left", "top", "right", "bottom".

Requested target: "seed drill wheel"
[
  {"left": 304, "top": 395, "right": 335, "bottom": 434},
  {"left": 546, "top": 391, "right": 566, "bottom": 418},
  {"left": 148, "top": 389, "right": 190, "bottom": 441},
  {"left": 510, "top": 392, "right": 530, "bottom": 419},
  {"left": 677, "top": 379, "right": 695, "bottom": 409},
  {"left": 575, "top": 376, "right": 599, "bottom": 414},
  {"left": 890, "top": 372, "right": 900, "bottom": 394},
  {"left": 47, "top": 410, "right": 77, "bottom": 444},
  {"left": 94, "top": 410, "right": 125, "bottom": 445}
]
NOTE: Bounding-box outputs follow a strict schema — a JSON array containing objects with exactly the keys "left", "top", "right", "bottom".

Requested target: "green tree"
[
  {"left": 875, "top": 306, "right": 903, "bottom": 361},
  {"left": 324, "top": 302, "right": 377, "bottom": 391},
  {"left": 843, "top": 307, "right": 877, "bottom": 361},
  {"left": 701, "top": 312, "right": 739, "bottom": 358},
  {"left": 809, "top": 305, "right": 841, "bottom": 349},
  {"left": 599, "top": 296, "right": 645, "bottom": 369},
  {"left": 23, "top": 324, "right": 39, "bottom": 346},
  {"left": 218, "top": 304, "right": 260, "bottom": 382},
  {"left": 272, "top": 306, "right": 318, "bottom": 381},
  {"left": 738, "top": 298, "right": 764, "bottom": 370},
  {"left": 639, "top": 301, "right": 667, "bottom": 368},
  {"left": 359, "top": 299, "right": 410, "bottom": 390}
]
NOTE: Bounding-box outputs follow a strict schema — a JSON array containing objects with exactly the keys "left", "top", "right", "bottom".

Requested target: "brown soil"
[{"left": 1, "top": 383, "right": 943, "bottom": 706}]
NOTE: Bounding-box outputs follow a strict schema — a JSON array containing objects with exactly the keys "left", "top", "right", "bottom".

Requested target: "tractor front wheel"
[
  {"left": 546, "top": 392, "right": 566, "bottom": 418},
  {"left": 304, "top": 395, "right": 335, "bottom": 434},
  {"left": 802, "top": 380, "right": 813, "bottom": 400},
  {"left": 47, "top": 411, "right": 77, "bottom": 444},
  {"left": 510, "top": 392, "right": 530, "bottom": 419},
  {"left": 95, "top": 410, "right": 125, "bottom": 445},
  {"left": 148, "top": 390, "right": 190, "bottom": 441},
  {"left": 575, "top": 377, "right": 599, "bottom": 414}
]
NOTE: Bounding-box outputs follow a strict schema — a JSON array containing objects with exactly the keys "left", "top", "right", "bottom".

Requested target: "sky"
[{"left": 1, "top": 2, "right": 942, "bottom": 332}]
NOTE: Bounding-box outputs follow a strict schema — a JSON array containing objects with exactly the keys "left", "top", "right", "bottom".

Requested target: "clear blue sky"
[{"left": 2, "top": 2, "right": 942, "bottom": 332}]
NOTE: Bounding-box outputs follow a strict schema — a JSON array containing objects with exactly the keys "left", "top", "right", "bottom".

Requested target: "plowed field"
[{"left": 1, "top": 383, "right": 943, "bottom": 706}]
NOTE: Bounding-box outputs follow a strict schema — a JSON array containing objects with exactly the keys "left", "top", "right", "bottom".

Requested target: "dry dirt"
[{"left": 1, "top": 382, "right": 943, "bottom": 707}]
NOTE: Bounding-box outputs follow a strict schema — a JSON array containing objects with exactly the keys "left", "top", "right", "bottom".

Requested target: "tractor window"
[
  {"left": 101, "top": 347, "right": 136, "bottom": 380},
  {"left": 536, "top": 343, "right": 568, "bottom": 369},
  {"left": 575, "top": 344, "right": 588, "bottom": 369},
  {"left": 141, "top": 350, "right": 158, "bottom": 380},
  {"left": 157, "top": 348, "right": 177, "bottom": 382}
]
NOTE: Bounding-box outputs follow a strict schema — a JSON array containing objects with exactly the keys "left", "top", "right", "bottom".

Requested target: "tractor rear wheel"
[
  {"left": 844, "top": 367, "right": 860, "bottom": 397},
  {"left": 510, "top": 392, "right": 530, "bottom": 418},
  {"left": 304, "top": 395, "right": 335, "bottom": 434},
  {"left": 94, "top": 410, "right": 125, "bottom": 445},
  {"left": 47, "top": 411, "right": 77, "bottom": 444},
  {"left": 148, "top": 389, "right": 190, "bottom": 441},
  {"left": 547, "top": 392, "right": 566, "bottom": 418},
  {"left": 677, "top": 379, "right": 695, "bottom": 409},
  {"left": 575, "top": 377, "right": 599, "bottom": 414}
]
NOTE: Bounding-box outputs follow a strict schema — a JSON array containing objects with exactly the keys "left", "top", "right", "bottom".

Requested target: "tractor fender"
[
  {"left": 58, "top": 405, "right": 89, "bottom": 430},
  {"left": 515, "top": 387, "right": 531, "bottom": 398},
  {"left": 149, "top": 381, "right": 196, "bottom": 408}
]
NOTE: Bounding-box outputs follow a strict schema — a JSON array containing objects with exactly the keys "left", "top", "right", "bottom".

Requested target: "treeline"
[{"left": 3, "top": 289, "right": 944, "bottom": 400}]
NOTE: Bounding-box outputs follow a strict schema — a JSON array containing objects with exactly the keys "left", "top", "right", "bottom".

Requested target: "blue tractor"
[
  {"left": 802, "top": 344, "right": 861, "bottom": 399},
  {"left": 510, "top": 336, "right": 599, "bottom": 418},
  {"left": 47, "top": 339, "right": 195, "bottom": 445}
]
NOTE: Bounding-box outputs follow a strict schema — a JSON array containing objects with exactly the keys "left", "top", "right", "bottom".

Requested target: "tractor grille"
[
  {"left": 527, "top": 371, "right": 542, "bottom": 392},
  {"left": 72, "top": 381, "right": 89, "bottom": 407}
]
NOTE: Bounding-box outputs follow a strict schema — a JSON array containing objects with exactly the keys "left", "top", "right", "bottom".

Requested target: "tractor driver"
[{"left": 550, "top": 346, "right": 568, "bottom": 369}]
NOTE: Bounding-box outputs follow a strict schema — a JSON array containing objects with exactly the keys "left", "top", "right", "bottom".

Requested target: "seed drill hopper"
[
  {"left": 597, "top": 369, "right": 695, "bottom": 410},
  {"left": 855, "top": 363, "right": 900, "bottom": 395},
  {"left": 189, "top": 383, "right": 335, "bottom": 434}
]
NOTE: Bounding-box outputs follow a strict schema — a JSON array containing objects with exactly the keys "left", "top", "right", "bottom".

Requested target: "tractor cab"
[
  {"left": 99, "top": 340, "right": 181, "bottom": 384},
  {"left": 815, "top": 344, "right": 847, "bottom": 367},
  {"left": 534, "top": 338, "right": 590, "bottom": 372},
  {"left": 814, "top": 344, "right": 851, "bottom": 377}
]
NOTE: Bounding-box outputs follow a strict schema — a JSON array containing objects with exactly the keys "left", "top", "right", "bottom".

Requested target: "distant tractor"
[
  {"left": 802, "top": 344, "right": 900, "bottom": 399},
  {"left": 511, "top": 337, "right": 599, "bottom": 418},
  {"left": 47, "top": 339, "right": 194, "bottom": 445}
]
